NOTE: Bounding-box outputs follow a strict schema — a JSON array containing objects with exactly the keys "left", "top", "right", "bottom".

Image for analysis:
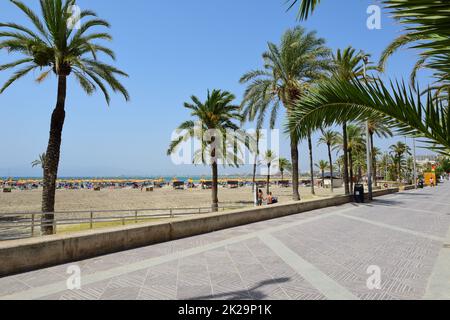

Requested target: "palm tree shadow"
[{"left": 188, "top": 277, "right": 290, "bottom": 301}]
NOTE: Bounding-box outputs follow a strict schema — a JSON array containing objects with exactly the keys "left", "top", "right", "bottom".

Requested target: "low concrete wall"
[{"left": 0, "top": 188, "right": 399, "bottom": 277}]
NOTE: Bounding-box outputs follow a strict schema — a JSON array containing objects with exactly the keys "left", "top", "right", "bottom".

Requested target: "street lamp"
[
  {"left": 362, "top": 55, "right": 373, "bottom": 200},
  {"left": 413, "top": 138, "right": 418, "bottom": 189}
]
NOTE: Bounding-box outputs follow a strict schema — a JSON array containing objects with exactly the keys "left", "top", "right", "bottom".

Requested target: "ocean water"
[{"left": 1, "top": 175, "right": 254, "bottom": 182}]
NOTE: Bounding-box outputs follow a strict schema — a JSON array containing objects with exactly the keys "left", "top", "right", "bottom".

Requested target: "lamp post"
[
  {"left": 362, "top": 55, "right": 373, "bottom": 200},
  {"left": 413, "top": 138, "right": 418, "bottom": 189}
]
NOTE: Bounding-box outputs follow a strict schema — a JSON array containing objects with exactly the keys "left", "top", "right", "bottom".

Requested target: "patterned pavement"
[{"left": 1, "top": 183, "right": 449, "bottom": 300}]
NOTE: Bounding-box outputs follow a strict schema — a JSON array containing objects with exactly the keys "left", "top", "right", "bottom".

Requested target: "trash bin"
[
  {"left": 354, "top": 184, "right": 365, "bottom": 203},
  {"left": 417, "top": 180, "right": 424, "bottom": 189}
]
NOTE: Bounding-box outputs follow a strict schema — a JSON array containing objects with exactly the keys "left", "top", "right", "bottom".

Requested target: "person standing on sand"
[{"left": 257, "top": 189, "right": 264, "bottom": 206}]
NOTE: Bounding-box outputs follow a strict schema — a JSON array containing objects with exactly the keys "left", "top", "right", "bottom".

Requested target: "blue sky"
[{"left": 0, "top": 0, "right": 434, "bottom": 177}]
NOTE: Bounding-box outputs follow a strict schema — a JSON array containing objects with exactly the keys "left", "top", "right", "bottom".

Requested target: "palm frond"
[{"left": 288, "top": 76, "right": 450, "bottom": 154}]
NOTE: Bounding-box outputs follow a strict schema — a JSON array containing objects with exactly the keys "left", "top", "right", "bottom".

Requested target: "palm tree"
[
  {"left": 406, "top": 156, "right": 415, "bottom": 184},
  {"left": 372, "top": 147, "right": 382, "bottom": 185},
  {"left": 335, "top": 155, "right": 344, "bottom": 177},
  {"left": 263, "top": 150, "right": 277, "bottom": 194},
  {"left": 32, "top": 153, "right": 46, "bottom": 170},
  {"left": 318, "top": 129, "right": 339, "bottom": 192},
  {"left": 278, "top": 157, "right": 291, "bottom": 181},
  {"left": 379, "top": 153, "right": 392, "bottom": 182},
  {"left": 353, "top": 149, "right": 367, "bottom": 183},
  {"left": 246, "top": 129, "right": 263, "bottom": 193},
  {"left": 315, "top": 160, "right": 329, "bottom": 188},
  {"left": 363, "top": 119, "right": 393, "bottom": 186},
  {"left": 390, "top": 142, "right": 412, "bottom": 183},
  {"left": 330, "top": 47, "right": 374, "bottom": 195},
  {"left": 240, "top": 26, "right": 331, "bottom": 201},
  {"left": 0, "top": 0, "right": 129, "bottom": 234},
  {"left": 337, "top": 125, "right": 365, "bottom": 192},
  {"left": 167, "top": 90, "right": 243, "bottom": 212}
]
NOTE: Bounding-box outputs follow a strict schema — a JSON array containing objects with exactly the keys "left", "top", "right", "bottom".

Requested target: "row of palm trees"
[{"left": 167, "top": 26, "right": 388, "bottom": 211}]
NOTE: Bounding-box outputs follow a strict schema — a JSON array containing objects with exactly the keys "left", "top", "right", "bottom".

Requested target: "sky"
[{"left": 0, "top": 0, "right": 435, "bottom": 177}]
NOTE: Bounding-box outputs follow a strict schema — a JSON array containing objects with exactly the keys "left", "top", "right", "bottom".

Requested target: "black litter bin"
[
  {"left": 354, "top": 184, "right": 365, "bottom": 203},
  {"left": 418, "top": 180, "right": 424, "bottom": 189}
]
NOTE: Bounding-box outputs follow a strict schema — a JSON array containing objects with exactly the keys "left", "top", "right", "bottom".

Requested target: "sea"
[{"left": 1, "top": 175, "right": 255, "bottom": 182}]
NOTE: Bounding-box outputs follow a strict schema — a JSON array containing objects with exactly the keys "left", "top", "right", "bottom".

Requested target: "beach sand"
[{"left": 0, "top": 185, "right": 344, "bottom": 214}]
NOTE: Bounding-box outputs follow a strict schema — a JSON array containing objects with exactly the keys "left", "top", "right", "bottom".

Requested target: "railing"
[{"left": 0, "top": 205, "right": 247, "bottom": 241}]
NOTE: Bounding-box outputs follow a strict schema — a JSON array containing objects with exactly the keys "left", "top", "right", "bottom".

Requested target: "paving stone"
[{"left": 1, "top": 185, "right": 449, "bottom": 300}]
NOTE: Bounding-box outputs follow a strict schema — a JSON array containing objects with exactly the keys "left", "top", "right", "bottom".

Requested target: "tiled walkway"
[{"left": 1, "top": 184, "right": 449, "bottom": 300}]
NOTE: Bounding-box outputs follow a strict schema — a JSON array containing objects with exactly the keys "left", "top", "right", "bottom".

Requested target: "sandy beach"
[{"left": 0, "top": 185, "right": 344, "bottom": 214}]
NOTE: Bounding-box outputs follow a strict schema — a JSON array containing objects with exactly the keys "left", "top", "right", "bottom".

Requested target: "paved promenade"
[{"left": 1, "top": 184, "right": 449, "bottom": 300}]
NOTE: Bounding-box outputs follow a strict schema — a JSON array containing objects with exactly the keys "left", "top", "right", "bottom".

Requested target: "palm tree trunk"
[
  {"left": 290, "top": 137, "right": 301, "bottom": 201},
  {"left": 349, "top": 149, "right": 354, "bottom": 193},
  {"left": 211, "top": 161, "right": 219, "bottom": 212},
  {"left": 342, "top": 123, "right": 350, "bottom": 195},
  {"left": 308, "top": 133, "right": 315, "bottom": 196},
  {"left": 267, "top": 164, "right": 270, "bottom": 195},
  {"left": 42, "top": 75, "right": 67, "bottom": 235},
  {"left": 322, "top": 170, "right": 325, "bottom": 188},
  {"left": 328, "top": 144, "right": 334, "bottom": 192}
]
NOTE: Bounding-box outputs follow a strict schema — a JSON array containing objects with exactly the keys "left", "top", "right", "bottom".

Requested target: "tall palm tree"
[
  {"left": 353, "top": 149, "right": 367, "bottom": 183},
  {"left": 335, "top": 154, "right": 344, "bottom": 177},
  {"left": 406, "top": 156, "right": 415, "bottom": 184},
  {"left": 390, "top": 142, "right": 412, "bottom": 183},
  {"left": 0, "top": 0, "right": 129, "bottom": 234},
  {"left": 278, "top": 157, "right": 291, "bottom": 181},
  {"left": 315, "top": 160, "right": 329, "bottom": 188},
  {"left": 263, "top": 150, "right": 277, "bottom": 194},
  {"left": 240, "top": 26, "right": 331, "bottom": 201},
  {"left": 247, "top": 129, "right": 263, "bottom": 193},
  {"left": 337, "top": 125, "right": 365, "bottom": 192},
  {"left": 363, "top": 119, "right": 393, "bottom": 186},
  {"left": 318, "top": 129, "right": 339, "bottom": 192},
  {"left": 167, "top": 90, "right": 243, "bottom": 212},
  {"left": 331, "top": 47, "right": 375, "bottom": 195},
  {"left": 372, "top": 147, "right": 382, "bottom": 185}
]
